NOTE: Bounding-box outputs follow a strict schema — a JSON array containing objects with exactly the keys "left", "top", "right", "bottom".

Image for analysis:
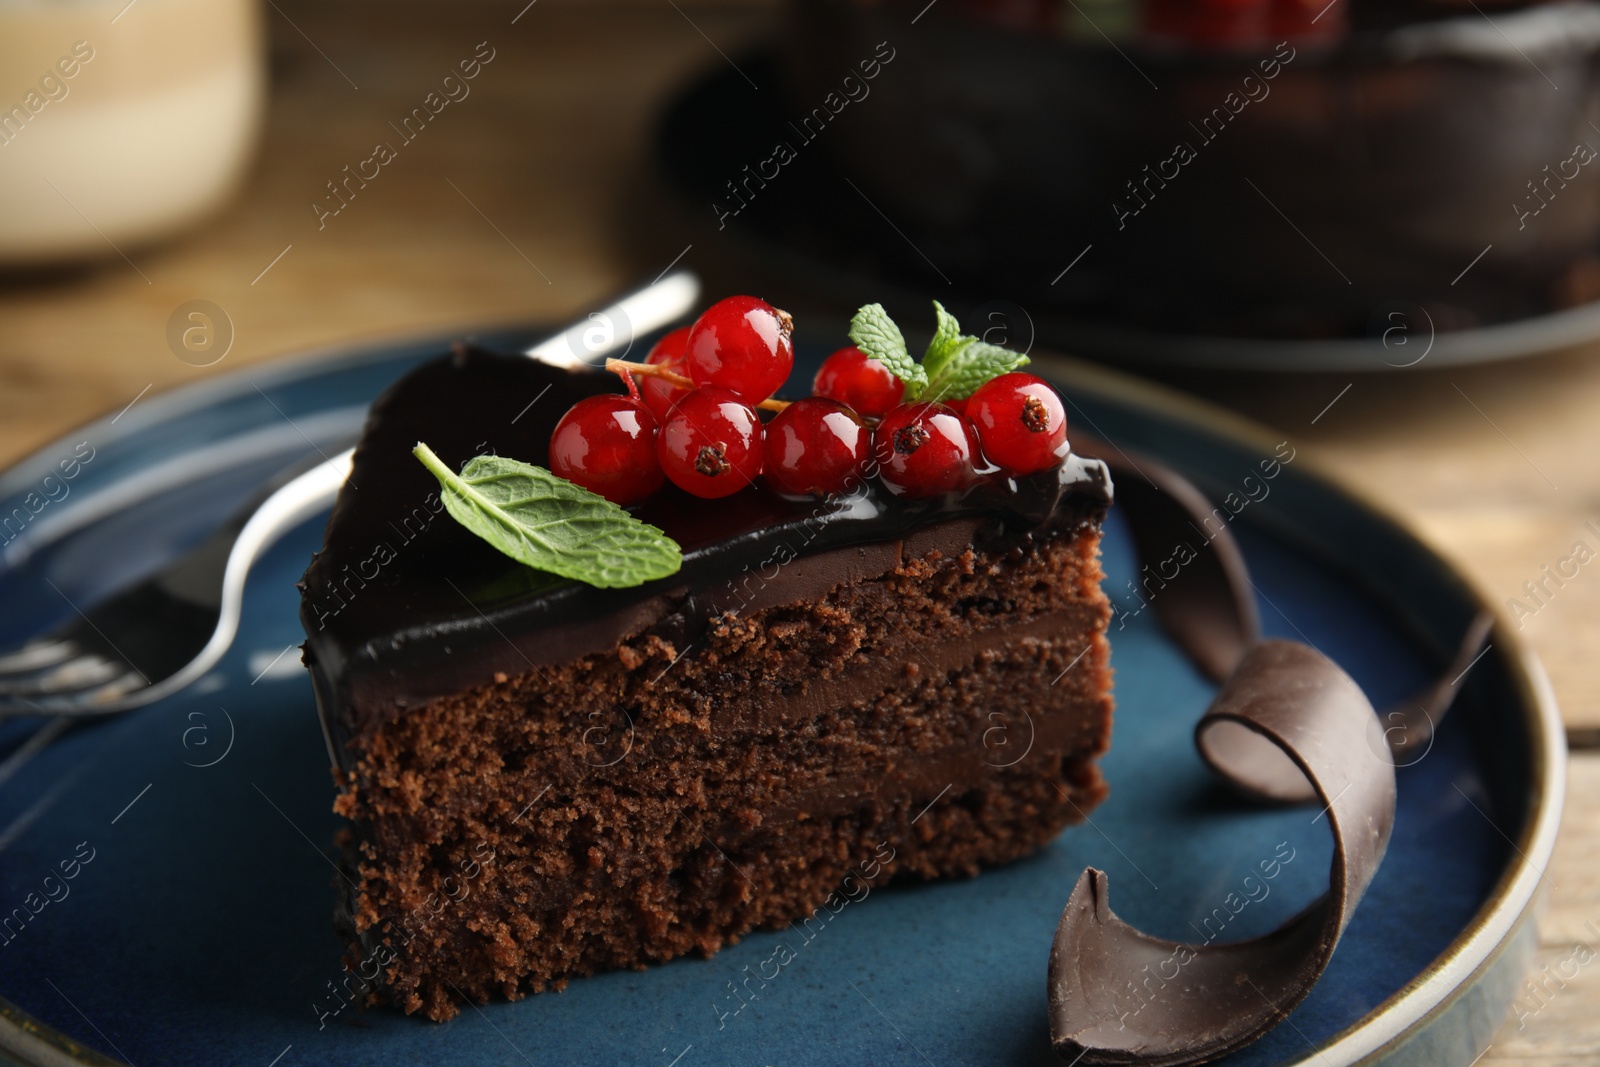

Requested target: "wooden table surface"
[{"left": 0, "top": 1, "right": 1594, "bottom": 1061}]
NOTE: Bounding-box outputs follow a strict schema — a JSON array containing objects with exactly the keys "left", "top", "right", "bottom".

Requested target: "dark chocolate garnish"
[
  {"left": 1049, "top": 455, "right": 1491, "bottom": 1064},
  {"left": 1101, "top": 452, "right": 1259, "bottom": 685},
  {"left": 1382, "top": 612, "right": 1495, "bottom": 758}
]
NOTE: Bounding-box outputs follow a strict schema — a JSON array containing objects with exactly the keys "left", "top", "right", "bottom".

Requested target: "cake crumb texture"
[{"left": 331, "top": 525, "right": 1113, "bottom": 1021}]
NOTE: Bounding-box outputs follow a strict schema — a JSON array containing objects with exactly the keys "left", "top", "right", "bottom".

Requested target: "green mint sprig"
[
  {"left": 847, "top": 303, "right": 927, "bottom": 397},
  {"left": 847, "top": 301, "right": 1030, "bottom": 404},
  {"left": 413, "top": 442, "right": 682, "bottom": 589},
  {"left": 921, "top": 301, "right": 967, "bottom": 384}
]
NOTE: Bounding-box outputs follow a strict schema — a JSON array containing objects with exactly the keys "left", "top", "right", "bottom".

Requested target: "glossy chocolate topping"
[{"left": 298, "top": 345, "right": 1111, "bottom": 718}]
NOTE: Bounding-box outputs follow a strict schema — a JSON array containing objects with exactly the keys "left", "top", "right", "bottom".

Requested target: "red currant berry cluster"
[
  {"left": 764, "top": 397, "right": 870, "bottom": 497},
  {"left": 966, "top": 372, "right": 1069, "bottom": 478},
  {"left": 867, "top": 373, "right": 1067, "bottom": 498},
  {"left": 549, "top": 297, "right": 1071, "bottom": 504},
  {"left": 657, "top": 387, "right": 765, "bottom": 500},
  {"left": 548, "top": 390, "right": 665, "bottom": 504},
  {"left": 638, "top": 326, "right": 691, "bottom": 420},
  {"left": 684, "top": 294, "right": 795, "bottom": 403},
  {"left": 551, "top": 295, "right": 794, "bottom": 503},
  {"left": 1144, "top": 0, "right": 1342, "bottom": 48},
  {"left": 955, "top": 0, "right": 1343, "bottom": 48},
  {"left": 813, "top": 345, "right": 904, "bottom": 417}
]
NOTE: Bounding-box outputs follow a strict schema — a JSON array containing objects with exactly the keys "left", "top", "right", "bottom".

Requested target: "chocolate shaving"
[
  {"left": 1047, "top": 452, "right": 1491, "bottom": 1065},
  {"left": 1382, "top": 612, "right": 1494, "bottom": 757},
  {"left": 1107, "top": 455, "right": 1259, "bottom": 684}
]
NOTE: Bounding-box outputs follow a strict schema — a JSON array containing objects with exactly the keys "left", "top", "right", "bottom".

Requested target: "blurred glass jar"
[{"left": 0, "top": 0, "right": 264, "bottom": 266}]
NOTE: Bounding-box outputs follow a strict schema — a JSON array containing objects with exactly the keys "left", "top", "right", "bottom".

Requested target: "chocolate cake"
[
  {"left": 298, "top": 342, "right": 1115, "bottom": 1021},
  {"left": 767, "top": 0, "right": 1600, "bottom": 339}
]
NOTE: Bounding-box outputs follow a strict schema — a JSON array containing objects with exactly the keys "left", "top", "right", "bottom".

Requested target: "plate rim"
[{"left": 0, "top": 333, "right": 1564, "bottom": 1067}]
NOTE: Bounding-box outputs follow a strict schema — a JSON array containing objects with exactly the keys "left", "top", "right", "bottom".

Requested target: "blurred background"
[{"left": 1, "top": 0, "right": 1597, "bottom": 1054}]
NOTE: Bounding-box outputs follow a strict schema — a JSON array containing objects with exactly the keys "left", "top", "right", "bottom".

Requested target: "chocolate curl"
[
  {"left": 1050, "top": 454, "right": 1490, "bottom": 1065},
  {"left": 1051, "top": 643, "right": 1392, "bottom": 1065},
  {"left": 1101, "top": 454, "right": 1259, "bottom": 683},
  {"left": 1382, "top": 612, "right": 1495, "bottom": 756}
]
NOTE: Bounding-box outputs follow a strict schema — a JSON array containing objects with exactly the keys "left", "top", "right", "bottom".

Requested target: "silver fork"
[{"left": 0, "top": 271, "right": 701, "bottom": 719}]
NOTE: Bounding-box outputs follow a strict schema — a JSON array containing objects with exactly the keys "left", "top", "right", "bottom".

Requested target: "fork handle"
[
  {"left": 215, "top": 448, "right": 354, "bottom": 611},
  {"left": 26, "top": 448, "right": 362, "bottom": 716},
  {"left": 156, "top": 448, "right": 354, "bottom": 607},
  {"left": 127, "top": 447, "right": 358, "bottom": 706}
]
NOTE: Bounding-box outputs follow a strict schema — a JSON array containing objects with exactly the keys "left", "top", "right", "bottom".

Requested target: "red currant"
[
  {"left": 1146, "top": 0, "right": 1269, "bottom": 47},
  {"left": 549, "top": 394, "right": 664, "bottom": 505},
  {"left": 873, "top": 402, "right": 981, "bottom": 498},
  {"left": 684, "top": 295, "right": 795, "bottom": 404},
  {"left": 656, "top": 387, "right": 764, "bottom": 499},
  {"left": 1269, "top": 0, "right": 1342, "bottom": 37},
  {"left": 966, "top": 372, "right": 1069, "bottom": 477},
  {"left": 812, "top": 346, "right": 905, "bottom": 418},
  {"left": 763, "top": 398, "right": 869, "bottom": 497},
  {"left": 640, "top": 327, "right": 691, "bottom": 421}
]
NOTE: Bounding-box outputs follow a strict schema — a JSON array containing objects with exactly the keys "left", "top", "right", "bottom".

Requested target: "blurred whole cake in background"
[{"left": 764, "top": 0, "right": 1600, "bottom": 341}]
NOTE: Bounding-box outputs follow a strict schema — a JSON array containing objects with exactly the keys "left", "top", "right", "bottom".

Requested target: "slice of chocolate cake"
[{"left": 299, "top": 334, "right": 1114, "bottom": 1021}]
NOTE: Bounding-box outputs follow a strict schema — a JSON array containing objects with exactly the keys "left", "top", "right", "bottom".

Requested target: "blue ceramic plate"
[{"left": 0, "top": 327, "right": 1562, "bottom": 1067}]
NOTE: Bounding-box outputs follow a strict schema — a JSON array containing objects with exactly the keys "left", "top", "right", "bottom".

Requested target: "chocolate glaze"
[{"left": 298, "top": 345, "right": 1110, "bottom": 738}]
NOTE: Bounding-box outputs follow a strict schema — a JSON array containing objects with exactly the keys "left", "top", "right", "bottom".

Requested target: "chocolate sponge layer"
[{"left": 324, "top": 521, "right": 1113, "bottom": 1021}]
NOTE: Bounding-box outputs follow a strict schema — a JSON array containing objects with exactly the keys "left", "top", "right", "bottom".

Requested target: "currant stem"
[{"left": 606, "top": 359, "right": 791, "bottom": 413}]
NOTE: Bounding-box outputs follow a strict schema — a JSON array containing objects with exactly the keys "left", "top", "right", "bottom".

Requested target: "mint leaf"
[
  {"left": 413, "top": 442, "right": 682, "bottom": 589},
  {"left": 925, "top": 340, "right": 1031, "bottom": 402},
  {"left": 848, "top": 303, "right": 926, "bottom": 398},
  {"left": 922, "top": 301, "right": 967, "bottom": 382},
  {"left": 849, "top": 301, "right": 1032, "bottom": 405}
]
